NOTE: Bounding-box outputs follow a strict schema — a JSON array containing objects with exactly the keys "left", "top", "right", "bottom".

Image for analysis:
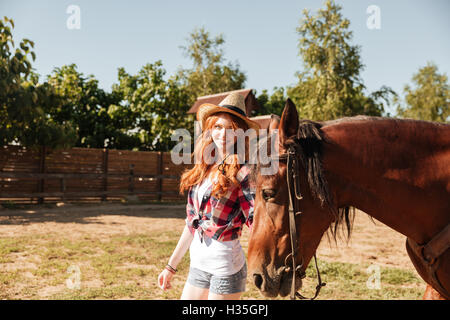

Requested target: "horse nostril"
[{"left": 253, "top": 273, "right": 263, "bottom": 289}]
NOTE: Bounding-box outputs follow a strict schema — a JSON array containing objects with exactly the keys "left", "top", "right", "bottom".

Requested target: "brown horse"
[{"left": 247, "top": 99, "right": 450, "bottom": 300}]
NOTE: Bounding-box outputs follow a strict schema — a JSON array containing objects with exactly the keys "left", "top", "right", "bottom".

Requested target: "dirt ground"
[{"left": 0, "top": 202, "right": 423, "bottom": 299}]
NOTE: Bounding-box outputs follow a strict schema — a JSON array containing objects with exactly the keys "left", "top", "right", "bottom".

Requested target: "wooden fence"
[{"left": 0, "top": 145, "right": 192, "bottom": 204}]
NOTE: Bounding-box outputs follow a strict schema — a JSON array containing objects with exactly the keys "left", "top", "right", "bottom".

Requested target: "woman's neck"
[{"left": 206, "top": 166, "right": 219, "bottom": 181}]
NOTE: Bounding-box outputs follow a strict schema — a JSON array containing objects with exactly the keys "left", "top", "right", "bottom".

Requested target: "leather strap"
[
  {"left": 423, "top": 223, "right": 450, "bottom": 264},
  {"left": 295, "top": 254, "right": 325, "bottom": 300},
  {"left": 285, "top": 145, "right": 326, "bottom": 300},
  {"left": 407, "top": 222, "right": 450, "bottom": 299}
]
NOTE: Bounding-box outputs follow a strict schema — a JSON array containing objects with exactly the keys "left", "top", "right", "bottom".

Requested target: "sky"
[{"left": 1, "top": 0, "right": 449, "bottom": 115}]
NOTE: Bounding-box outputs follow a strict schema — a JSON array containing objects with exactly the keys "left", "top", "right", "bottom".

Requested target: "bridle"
[{"left": 269, "top": 142, "right": 326, "bottom": 300}]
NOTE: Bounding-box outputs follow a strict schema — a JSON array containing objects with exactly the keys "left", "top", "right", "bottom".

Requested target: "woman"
[{"left": 157, "top": 92, "right": 260, "bottom": 300}]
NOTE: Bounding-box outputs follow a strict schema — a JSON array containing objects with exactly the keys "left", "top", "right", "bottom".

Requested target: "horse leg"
[{"left": 422, "top": 284, "right": 446, "bottom": 300}]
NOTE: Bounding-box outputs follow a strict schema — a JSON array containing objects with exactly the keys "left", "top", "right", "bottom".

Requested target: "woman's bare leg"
[{"left": 180, "top": 282, "right": 209, "bottom": 300}]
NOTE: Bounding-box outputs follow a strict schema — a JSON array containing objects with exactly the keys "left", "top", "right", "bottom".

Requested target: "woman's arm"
[
  {"left": 158, "top": 225, "right": 194, "bottom": 291},
  {"left": 168, "top": 225, "right": 194, "bottom": 269}
]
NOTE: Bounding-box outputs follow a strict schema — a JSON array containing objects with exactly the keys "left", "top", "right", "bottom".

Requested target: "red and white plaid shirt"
[{"left": 185, "top": 164, "right": 255, "bottom": 242}]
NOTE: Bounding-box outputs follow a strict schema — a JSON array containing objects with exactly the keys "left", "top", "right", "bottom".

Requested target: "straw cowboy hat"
[{"left": 197, "top": 92, "right": 261, "bottom": 131}]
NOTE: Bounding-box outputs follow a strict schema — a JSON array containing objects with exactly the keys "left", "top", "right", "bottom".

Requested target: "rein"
[{"left": 272, "top": 143, "right": 326, "bottom": 300}]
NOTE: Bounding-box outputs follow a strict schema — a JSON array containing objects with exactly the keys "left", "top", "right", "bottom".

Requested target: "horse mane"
[
  {"left": 294, "top": 120, "right": 355, "bottom": 243},
  {"left": 249, "top": 119, "right": 355, "bottom": 242}
]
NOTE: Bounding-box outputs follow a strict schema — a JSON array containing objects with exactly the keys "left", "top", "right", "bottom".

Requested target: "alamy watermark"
[
  {"left": 66, "top": 5, "right": 81, "bottom": 30},
  {"left": 66, "top": 265, "right": 81, "bottom": 290},
  {"left": 366, "top": 5, "right": 381, "bottom": 30},
  {"left": 366, "top": 264, "right": 381, "bottom": 290}
]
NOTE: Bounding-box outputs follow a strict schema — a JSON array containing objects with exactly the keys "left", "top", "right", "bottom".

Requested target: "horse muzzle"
[{"left": 252, "top": 266, "right": 304, "bottom": 298}]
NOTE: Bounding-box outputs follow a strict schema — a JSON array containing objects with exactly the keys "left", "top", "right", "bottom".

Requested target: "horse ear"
[{"left": 279, "top": 98, "right": 299, "bottom": 143}]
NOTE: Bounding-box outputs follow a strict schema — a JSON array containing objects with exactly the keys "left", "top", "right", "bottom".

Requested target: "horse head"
[{"left": 247, "top": 99, "right": 337, "bottom": 298}]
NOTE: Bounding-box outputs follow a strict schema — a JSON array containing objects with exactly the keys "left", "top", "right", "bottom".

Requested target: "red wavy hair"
[{"left": 179, "top": 112, "right": 250, "bottom": 199}]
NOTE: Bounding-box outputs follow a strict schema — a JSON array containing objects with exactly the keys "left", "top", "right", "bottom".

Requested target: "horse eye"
[{"left": 262, "top": 189, "right": 276, "bottom": 200}]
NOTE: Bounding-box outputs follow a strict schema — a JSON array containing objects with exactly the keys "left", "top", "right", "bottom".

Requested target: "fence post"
[
  {"left": 38, "top": 146, "right": 46, "bottom": 204},
  {"left": 102, "top": 148, "right": 109, "bottom": 201},
  {"left": 157, "top": 151, "right": 163, "bottom": 201},
  {"left": 128, "top": 164, "right": 134, "bottom": 194},
  {"left": 60, "top": 178, "right": 66, "bottom": 202}
]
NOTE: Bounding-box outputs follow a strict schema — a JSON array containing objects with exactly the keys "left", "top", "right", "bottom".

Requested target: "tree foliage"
[
  {"left": 396, "top": 62, "right": 449, "bottom": 123},
  {"left": 47, "top": 64, "right": 125, "bottom": 149},
  {"left": 0, "top": 17, "right": 76, "bottom": 149},
  {"left": 177, "top": 27, "right": 246, "bottom": 102},
  {"left": 288, "top": 0, "right": 394, "bottom": 121},
  {"left": 253, "top": 87, "right": 286, "bottom": 117},
  {"left": 109, "top": 61, "right": 192, "bottom": 151}
]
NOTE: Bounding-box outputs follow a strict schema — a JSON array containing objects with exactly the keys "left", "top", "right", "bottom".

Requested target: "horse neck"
[{"left": 321, "top": 119, "right": 450, "bottom": 244}]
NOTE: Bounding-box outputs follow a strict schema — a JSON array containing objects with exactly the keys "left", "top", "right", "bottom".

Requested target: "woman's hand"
[
  {"left": 157, "top": 268, "right": 174, "bottom": 290},
  {"left": 157, "top": 226, "right": 194, "bottom": 291}
]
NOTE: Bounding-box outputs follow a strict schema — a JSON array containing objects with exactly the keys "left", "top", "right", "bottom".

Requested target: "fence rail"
[{"left": 0, "top": 145, "right": 191, "bottom": 203}]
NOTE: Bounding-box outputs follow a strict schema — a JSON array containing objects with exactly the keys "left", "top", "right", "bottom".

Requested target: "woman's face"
[{"left": 211, "top": 113, "right": 236, "bottom": 153}]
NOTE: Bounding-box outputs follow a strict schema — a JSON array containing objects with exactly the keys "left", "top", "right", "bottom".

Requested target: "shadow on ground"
[{"left": 0, "top": 202, "right": 186, "bottom": 225}]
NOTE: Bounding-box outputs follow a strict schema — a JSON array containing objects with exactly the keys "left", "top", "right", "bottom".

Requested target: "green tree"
[
  {"left": 46, "top": 64, "right": 127, "bottom": 149},
  {"left": 0, "top": 17, "right": 76, "bottom": 149},
  {"left": 396, "top": 62, "right": 449, "bottom": 123},
  {"left": 109, "top": 61, "right": 192, "bottom": 151},
  {"left": 178, "top": 27, "right": 246, "bottom": 102},
  {"left": 253, "top": 87, "right": 286, "bottom": 117},
  {"left": 288, "top": 1, "right": 394, "bottom": 121}
]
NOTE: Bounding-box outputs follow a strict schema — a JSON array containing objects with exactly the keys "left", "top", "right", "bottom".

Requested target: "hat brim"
[{"left": 197, "top": 103, "right": 261, "bottom": 131}]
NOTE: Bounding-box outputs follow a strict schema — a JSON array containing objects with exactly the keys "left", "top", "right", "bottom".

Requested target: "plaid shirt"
[{"left": 185, "top": 164, "right": 255, "bottom": 242}]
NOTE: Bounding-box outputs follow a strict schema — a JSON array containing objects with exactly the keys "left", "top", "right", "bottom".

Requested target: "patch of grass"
[
  {"left": 0, "top": 238, "right": 27, "bottom": 255},
  {"left": 1, "top": 232, "right": 184, "bottom": 299},
  {"left": 60, "top": 239, "right": 96, "bottom": 255},
  {"left": 382, "top": 267, "right": 421, "bottom": 285},
  {"left": 0, "top": 270, "right": 21, "bottom": 286},
  {"left": 301, "top": 260, "right": 423, "bottom": 300},
  {"left": 32, "top": 259, "right": 71, "bottom": 278},
  {"left": 49, "top": 285, "right": 151, "bottom": 300}
]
